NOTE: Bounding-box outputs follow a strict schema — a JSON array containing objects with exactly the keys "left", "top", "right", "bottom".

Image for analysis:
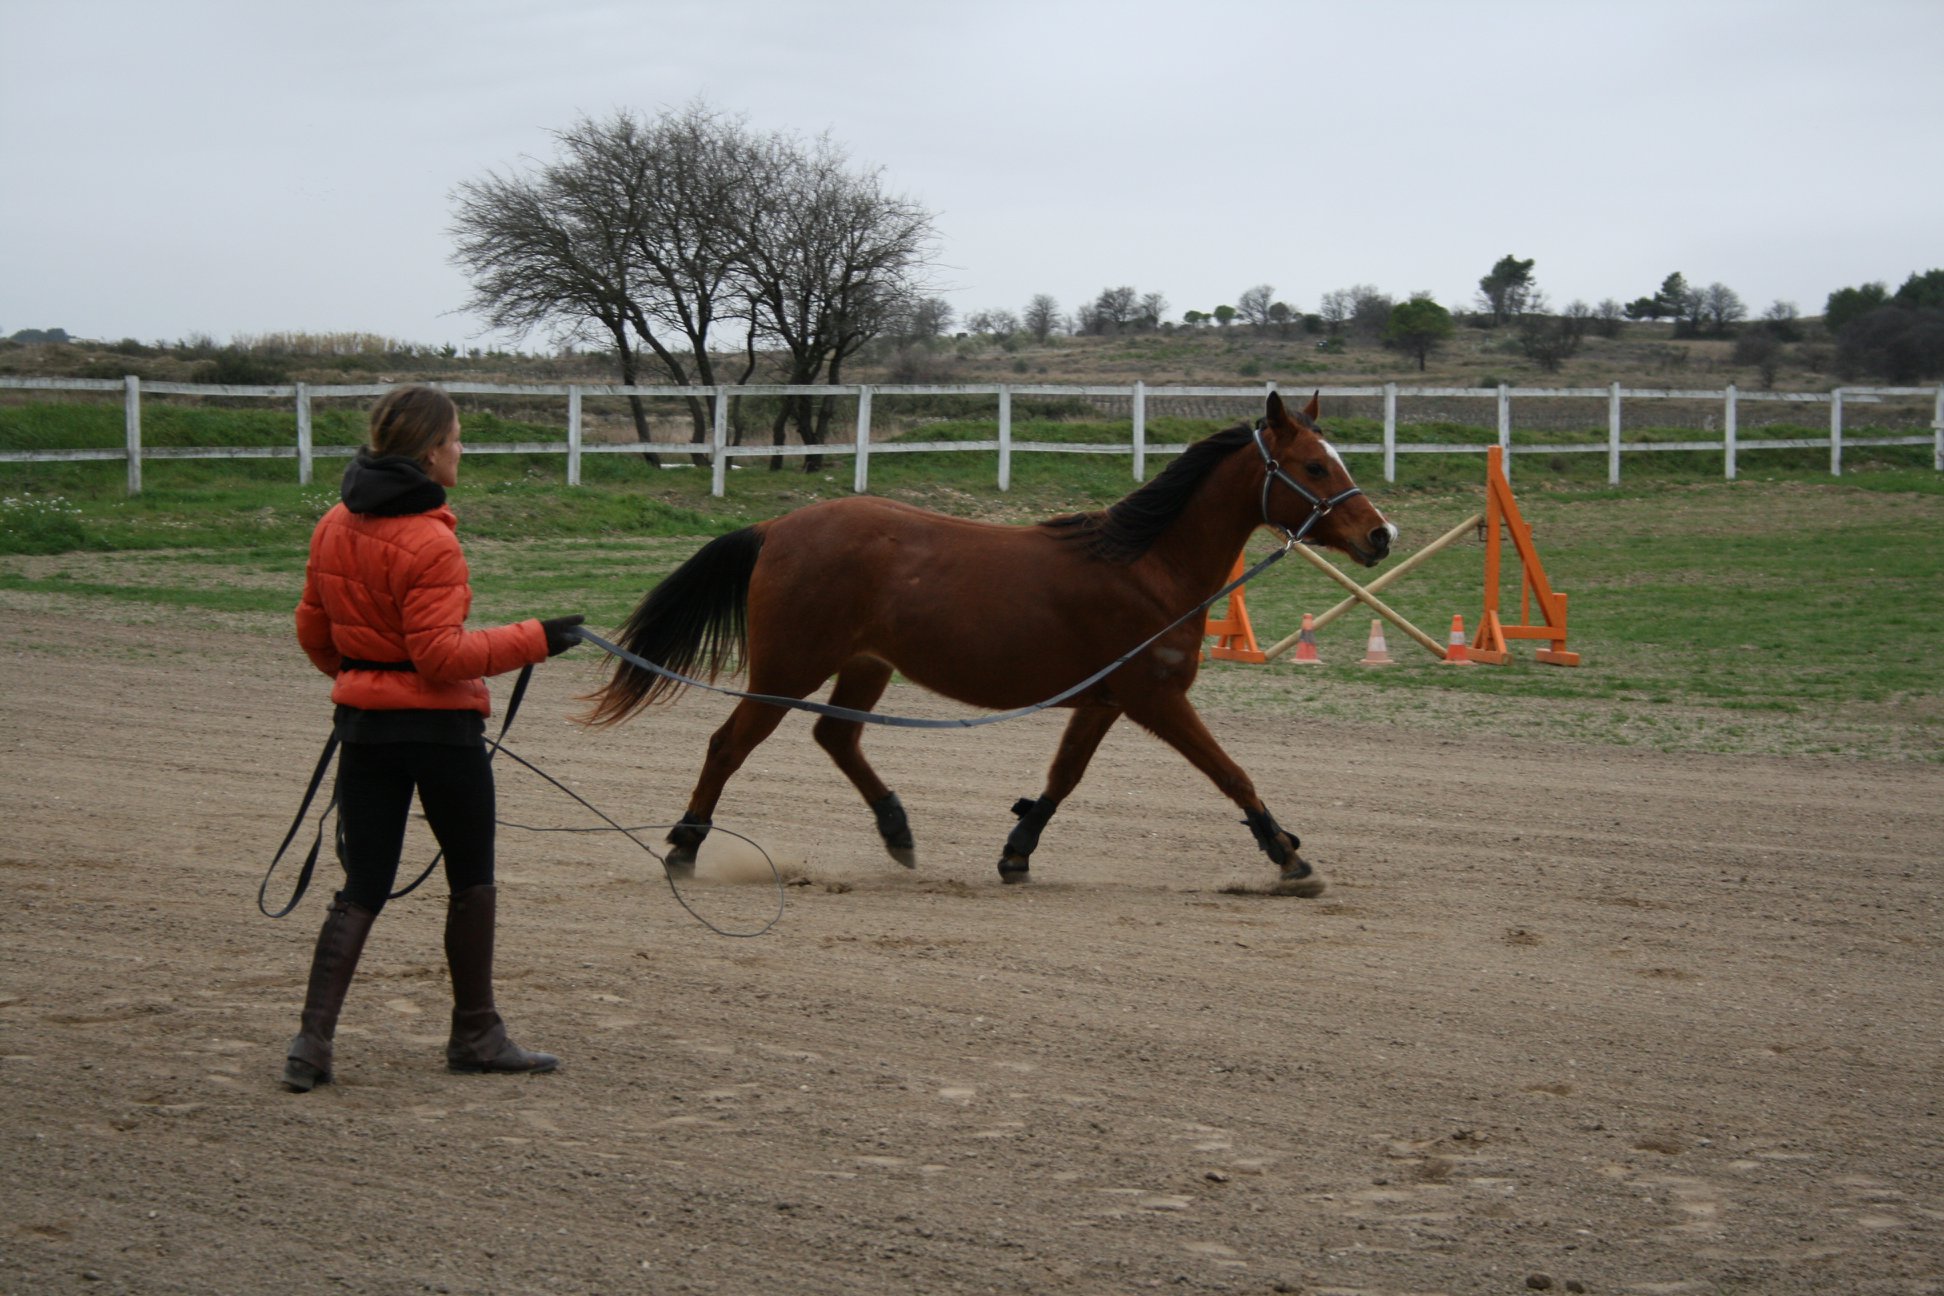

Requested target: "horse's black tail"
[{"left": 580, "top": 526, "right": 764, "bottom": 727}]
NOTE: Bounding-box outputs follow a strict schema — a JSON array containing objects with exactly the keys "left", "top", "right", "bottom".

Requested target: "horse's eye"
[{"left": 1305, "top": 461, "right": 1329, "bottom": 480}]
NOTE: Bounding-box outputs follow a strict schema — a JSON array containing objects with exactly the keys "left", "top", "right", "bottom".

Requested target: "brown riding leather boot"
[
  {"left": 283, "top": 895, "right": 377, "bottom": 1092},
  {"left": 444, "top": 884, "right": 558, "bottom": 1075}
]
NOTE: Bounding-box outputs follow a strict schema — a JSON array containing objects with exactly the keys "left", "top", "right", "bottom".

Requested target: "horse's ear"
[
  {"left": 1303, "top": 390, "right": 1320, "bottom": 422},
  {"left": 1265, "top": 390, "right": 1290, "bottom": 427}
]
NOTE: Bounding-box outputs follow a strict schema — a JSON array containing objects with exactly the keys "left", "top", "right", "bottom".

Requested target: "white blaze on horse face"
[{"left": 1321, "top": 438, "right": 1345, "bottom": 469}]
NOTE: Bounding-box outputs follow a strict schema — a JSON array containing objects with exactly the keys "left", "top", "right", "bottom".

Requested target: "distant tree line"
[{"left": 962, "top": 257, "right": 1944, "bottom": 385}]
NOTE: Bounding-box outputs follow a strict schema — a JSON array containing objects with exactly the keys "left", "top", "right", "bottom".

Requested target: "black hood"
[{"left": 340, "top": 449, "right": 447, "bottom": 516}]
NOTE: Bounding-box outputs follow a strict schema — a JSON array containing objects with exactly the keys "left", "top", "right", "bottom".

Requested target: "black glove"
[{"left": 541, "top": 614, "right": 585, "bottom": 657}]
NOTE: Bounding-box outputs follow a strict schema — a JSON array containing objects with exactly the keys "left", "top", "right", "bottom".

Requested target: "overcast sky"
[{"left": 3, "top": 0, "right": 1939, "bottom": 350}]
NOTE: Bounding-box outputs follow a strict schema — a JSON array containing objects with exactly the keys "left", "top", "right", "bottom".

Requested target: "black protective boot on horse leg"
[
  {"left": 283, "top": 894, "right": 377, "bottom": 1092},
  {"left": 871, "top": 792, "right": 917, "bottom": 869},
  {"left": 1244, "top": 805, "right": 1325, "bottom": 897},
  {"left": 998, "top": 795, "right": 1059, "bottom": 883},
  {"left": 444, "top": 884, "right": 558, "bottom": 1075},
  {"left": 664, "top": 811, "right": 712, "bottom": 878}
]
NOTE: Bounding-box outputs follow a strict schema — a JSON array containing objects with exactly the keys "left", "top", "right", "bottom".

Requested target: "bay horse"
[{"left": 582, "top": 391, "right": 1394, "bottom": 894}]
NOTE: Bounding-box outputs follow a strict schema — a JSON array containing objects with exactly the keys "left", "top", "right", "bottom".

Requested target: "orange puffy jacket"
[{"left": 296, "top": 454, "right": 545, "bottom": 714}]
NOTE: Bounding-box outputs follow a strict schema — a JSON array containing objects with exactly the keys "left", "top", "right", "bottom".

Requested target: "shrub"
[
  {"left": 1732, "top": 331, "right": 1783, "bottom": 387},
  {"left": 193, "top": 350, "right": 292, "bottom": 385},
  {"left": 1835, "top": 307, "right": 1944, "bottom": 383}
]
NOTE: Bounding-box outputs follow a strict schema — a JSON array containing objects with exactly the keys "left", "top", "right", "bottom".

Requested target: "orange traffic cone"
[
  {"left": 1358, "top": 618, "right": 1393, "bottom": 666},
  {"left": 1443, "top": 613, "right": 1474, "bottom": 665},
  {"left": 1289, "top": 613, "right": 1323, "bottom": 665}
]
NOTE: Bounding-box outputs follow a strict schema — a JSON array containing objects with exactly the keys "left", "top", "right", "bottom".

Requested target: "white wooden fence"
[{"left": 2, "top": 375, "right": 1939, "bottom": 496}]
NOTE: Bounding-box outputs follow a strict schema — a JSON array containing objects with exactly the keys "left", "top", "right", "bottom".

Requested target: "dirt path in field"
[{"left": 2, "top": 601, "right": 1940, "bottom": 1296}]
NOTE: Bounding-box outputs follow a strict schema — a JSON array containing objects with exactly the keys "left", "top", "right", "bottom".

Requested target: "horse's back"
[{"left": 747, "top": 497, "right": 1174, "bottom": 708}]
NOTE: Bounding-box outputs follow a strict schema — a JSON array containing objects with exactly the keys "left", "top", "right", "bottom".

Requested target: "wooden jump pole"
[
  {"left": 1307, "top": 512, "right": 1483, "bottom": 632},
  {"left": 1266, "top": 544, "right": 1447, "bottom": 660}
]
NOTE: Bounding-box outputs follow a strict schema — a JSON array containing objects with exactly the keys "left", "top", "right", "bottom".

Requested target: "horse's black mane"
[{"left": 1038, "top": 422, "right": 1258, "bottom": 564}]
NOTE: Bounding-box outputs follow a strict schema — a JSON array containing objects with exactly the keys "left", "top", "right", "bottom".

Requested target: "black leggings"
[{"left": 334, "top": 740, "right": 495, "bottom": 913}]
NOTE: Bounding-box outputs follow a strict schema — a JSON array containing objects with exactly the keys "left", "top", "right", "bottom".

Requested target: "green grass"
[{"left": 3, "top": 400, "right": 1940, "bottom": 761}]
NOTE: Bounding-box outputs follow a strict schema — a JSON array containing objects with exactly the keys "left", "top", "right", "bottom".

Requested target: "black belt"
[{"left": 341, "top": 658, "right": 416, "bottom": 672}]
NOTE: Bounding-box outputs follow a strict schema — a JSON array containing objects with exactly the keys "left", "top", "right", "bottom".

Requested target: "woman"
[{"left": 285, "top": 384, "right": 583, "bottom": 1092}]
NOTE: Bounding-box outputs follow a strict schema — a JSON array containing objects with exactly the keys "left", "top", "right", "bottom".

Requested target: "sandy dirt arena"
[{"left": 1, "top": 602, "right": 1940, "bottom": 1296}]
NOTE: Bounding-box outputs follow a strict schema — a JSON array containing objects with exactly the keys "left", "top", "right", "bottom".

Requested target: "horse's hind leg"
[
  {"left": 998, "top": 704, "right": 1120, "bottom": 884},
  {"left": 810, "top": 656, "right": 915, "bottom": 868},
  {"left": 1121, "top": 689, "right": 1322, "bottom": 896},
  {"left": 666, "top": 696, "right": 794, "bottom": 876}
]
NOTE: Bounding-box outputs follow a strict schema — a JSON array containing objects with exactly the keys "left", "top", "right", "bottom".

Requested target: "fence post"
[
  {"left": 997, "top": 384, "right": 1012, "bottom": 492},
  {"left": 295, "top": 381, "right": 313, "bottom": 486},
  {"left": 1607, "top": 382, "right": 1622, "bottom": 485},
  {"left": 1496, "top": 383, "right": 1511, "bottom": 481},
  {"left": 1935, "top": 383, "right": 1943, "bottom": 472},
  {"left": 1830, "top": 388, "right": 1844, "bottom": 477},
  {"left": 124, "top": 375, "right": 142, "bottom": 495},
  {"left": 1132, "top": 380, "right": 1146, "bottom": 481},
  {"left": 1382, "top": 382, "right": 1397, "bottom": 483},
  {"left": 566, "top": 385, "right": 582, "bottom": 487},
  {"left": 1723, "top": 384, "right": 1737, "bottom": 482},
  {"left": 852, "top": 385, "right": 873, "bottom": 493},
  {"left": 710, "top": 387, "right": 728, "bottom": 497}
]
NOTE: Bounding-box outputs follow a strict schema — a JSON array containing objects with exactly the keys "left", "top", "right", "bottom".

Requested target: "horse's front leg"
[
  {"left": 1122, "top": 690, "right": 1324, "bottom": 897},
  {"left": 999, "top": 704, "right": 1120, "bottom": 883}
]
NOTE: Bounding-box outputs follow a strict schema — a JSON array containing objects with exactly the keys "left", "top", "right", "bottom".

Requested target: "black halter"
[{"left": 1253, "top": 423, "right": 1364, "bottom": 544}]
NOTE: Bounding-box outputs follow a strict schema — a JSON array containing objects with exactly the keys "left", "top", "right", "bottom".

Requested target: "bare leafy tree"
[
  {"left": 451, "top": 102, "right": 937, "bottom": 472},
  {"left": 450, "top": 115, "right": 669, "bottom": 459},
  {"left": 1593, "top": 298, "right": 1626, "bottom": 339},
  {"left": 1699, "top": 283, "right": 1747, "bottom": 336},
  {"left": 1237, "top": 284, "right": 1276, "bottom": 332},
  {"left": 1318, "top": 288, "right": 1353, "bottom": 334},
  {"left": 734, "top": 132, "right": 940, "bottom": 467},
  {"left": 898, "top": 297, "right": 956, "bottom": 341},
  {"left": 1137, "top": 292, "right": 1169, "bottom": 330},
  {"left": 964, "top": 308, "right": 1018, "bottom": 339},
  {"left": 1762, "top": 299, "right": 1801, "bottom": 342},
  {"left": 1023, "top": 294, "right": 1062, "bottom": 342},
  {"left": 1089, "top": 286, "right": 1140, "bottom": 334},
  {"left": 451, "top": 105, "right": 774, "bottom": 458},
  {"left": 1347, "top": 285, "right": 1395, "bottom": 339}
]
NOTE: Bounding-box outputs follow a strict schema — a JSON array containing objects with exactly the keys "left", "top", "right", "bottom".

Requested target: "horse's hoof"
[
  {"left": 1272, "top": 857, "right": 1326, "bottom": 898},
  {"left": 664, "top": 844, "right": 698, "bottom": 880},
  {"left": 1272, "top": 851, "right": 1325, "bottom": 897},
  {"left": 997, "top": 852, "right": 1031, "bottom": 884},
  {"left": 888, "top": 845, "right": 917, "bottom": 870}
]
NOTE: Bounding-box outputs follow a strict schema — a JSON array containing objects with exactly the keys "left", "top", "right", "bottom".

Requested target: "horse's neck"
[{"left": 1140, "top": 451, "right": 1264, "bottom": 598}]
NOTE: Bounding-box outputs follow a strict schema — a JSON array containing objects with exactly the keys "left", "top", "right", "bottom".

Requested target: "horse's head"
[{"left": 1255, "top": 390, "right": 1395, "bottom": 567}]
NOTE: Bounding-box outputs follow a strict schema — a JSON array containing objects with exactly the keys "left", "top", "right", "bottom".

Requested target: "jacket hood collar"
[{"left": 341, "top": 449, "right": 447, "bottom": 516}]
